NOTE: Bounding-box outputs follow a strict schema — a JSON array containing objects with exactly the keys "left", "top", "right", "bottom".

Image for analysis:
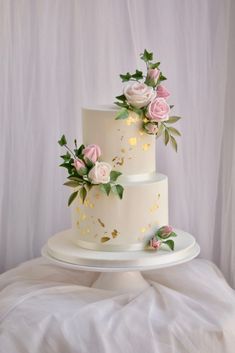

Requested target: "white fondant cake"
[{"left": 72, "top": 106, "right": 169, "bottom": 251}]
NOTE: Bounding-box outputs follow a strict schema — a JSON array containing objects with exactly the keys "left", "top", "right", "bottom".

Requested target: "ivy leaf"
[
  {"left": 115, "top": 108, "right": 129, "bottom": 120},
  {"left": 100, "top": 183, "right": 111, "bottom": 196},
  {"left": 112, "top": 184, "right": 124, "bottom": 199},
  {"left": 120, "top": 72, "right": 132, "bottom": 82},
  {"left": 86, "top": 183, "right": 93, "bottom": 191},
  {"left": 75, "top": 144, "right": 85, "bottom": 157},
  {"left": 58, "top": 135, "right": 67, "bottom": 146},
  {"left": 60, "top": 151, "right": 71, "bottom": 162},
  {"left": 132, "top": 69, "right": 143, "bottom": 80},
  {"left": 114, "top": 101, "right": 129, "bottom": 109},
  {"left": 79, "top": 186, "right": 87, "bottom": 203},
  {"left": 167, "top": 127, "right": 181, "bottom": 136},
  {"left": 149, "top": 62, "right": 161, "bottom": 69},
  {"left": 170, "top": 105, "right": 174, "bottom": 109},
  {"left": 68, "top": 176, "right": 84, "bottom": 182},
  {"left": 77, "top": 167, "right": 88, "bottom": 176},
  {"left": 167, "top": 116, "right": 181, "bottom": 124},
  {"left": 115, "top": 94, "right": 126, "bottom": 102},
  {"left": 170, "top": 135, "right": 178, "bottom": 152},
  {"left": 110, "top": 171, "right": 122, "bottom": 182},
  {"left": 159, "top": 72, "right": 167, "bottom": 82},
  {"left": 85, "top": 158, "right": 95, "bottom": 168},
  {"left": 64, "top": 181, "right": 81, "bottom": 188},
  {"left": 140, "top": 49, "right": 153, "bottom": 62},
  {"left": 164, "top": 129, "right": 170, "bottom": 145},
  {"left": 162, "top": 239, "right": 175, "bottom": 251},
  {"left": 156, "top": 123, "right": 165, "bottom": 138},
  {"left": 68, "top": 190, "right": 78, "bottom": 206}
]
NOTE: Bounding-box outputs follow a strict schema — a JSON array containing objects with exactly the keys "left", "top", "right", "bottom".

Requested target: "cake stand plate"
[{"left": 42, "top": 229, "right": 200, "bottom": 293}]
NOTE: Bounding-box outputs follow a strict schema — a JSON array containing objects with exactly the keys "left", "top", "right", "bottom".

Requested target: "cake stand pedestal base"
[
  {"left": 91, "top": 271, "right": 149, "bottom": 293},
  {"left": 41, "top": 229, "right": 200, "bottom": 294}
]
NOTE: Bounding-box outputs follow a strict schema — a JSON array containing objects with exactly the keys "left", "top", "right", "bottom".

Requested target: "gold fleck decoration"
[
  {"left": 140, "top": 227, "right": 147, "bottom": 233},
  {"left": 150, "top": 204, "right": 159, "bottom": 213},
  {"left": 76, "top": 207, "right": 80, "bottom": 213},
  {"left": 120, "top": 136, "right": 124, "bottom": 141},
  {"left": 128, "top": 157, "right": 132, "bottom": 160},
  {"left": 90, "top": 203, "right": 94, "bottom": 208},
  {"left": 125, "top": 116, "right": 138, "bottom": 126},
  {"left": 157, "top": 193, "right": 161, "bottom": 199},
  {"left": 112, "top": 156, "right": 118, "bottom": 162},
  {"left": 112, "top": 229, "right": 119, "bottom": 238},
  {"left": 128, "top": 137, "right": 137, "bottom": 146},
  {"left": 101, "top": 237, "right": 111, "bottom": 243},
  {"left": 98, "top": 218, "right": 105, "bottom": 227},
  {"left": 121, "top": 148, "right": 126, "bottom": 153},
  {"left": 76, "top": 221, "right": 80, "bottom": 227},
  {"left": 80, "top": 213, "right": 86, "bottom": 220},
  {"left": 116, "top": 157, "right": 124, "bottom": 166},
  {"left": 117, "top": 128, "right": 121, "bottom": 131},
  {"left": 143, "top": 118, "right": 148, "bottom": 123},
  {"left": 139, "top": 130, "right": 144, "bottom": 136},
  {"left": 142, "top": 143, "right": 151, "bottom": 151}
]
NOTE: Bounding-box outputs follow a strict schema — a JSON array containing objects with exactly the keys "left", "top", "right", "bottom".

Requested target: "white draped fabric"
[
  {"left": 0, "top": 0, "right": 235, "bottom": 285},
  {"left": 0, "top": 258, "right": 235, "bottom": 353}
]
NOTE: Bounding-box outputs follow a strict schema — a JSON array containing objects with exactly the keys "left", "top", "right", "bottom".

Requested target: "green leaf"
[
  {"left": 156, "top": 123, "right": 165, "bottom": 138},
  {"left": 167, "top": 116, "right": 181, "bottom": 124},
  {"left": 86, "top": 183, "right": 93, "bottom": 191},
  {"left": 79, "top": 186, "right": 87, "bottom": 203},
  {"left": 159, "top": 72, "right": 167, "bottom": 82},
  {"left": 77, "top": 167, "right": 88, "bottom": 176},
  {"left": 100, "top": 183, "right": 111, "bottom": 196},
  {"left": 85, "top": 158, "right": 95, "bottom": 168},
  {"left": 58, "top": 134, "right": 67, "bottom": 146},
  {"left": 132, "top": 69, "right": 143, "bottom": 80},
  {"left": 167, "top": 127, "right": 181, "bottom": 136},
  {"left": 164, "top": 129, "right": 170, "bottom": 145},
  {"left": 115, "top": 108, "right": 129, "bottom": 120},
  {"left": 110, "top": 170, "right": 122, "bottom": 182},
  {"left": 140, "top": 49, "right": 153, "bottom": 62},
  {"left": 74, "top": 144, "right": 85, "bottom": 157},
  {"left": 169, "top": 105, "right": 174, "bottom": 109},
  {"left": 68, "top": 176, "right": 84, "bottom": 182},
  {"left": 64, "top": 181, "right": 81, "bottom": 188},
  {"left": 60, "top": 151, "right": 71, "bottom": 162},
  {"left": 115, "top": 94, "right": 127, "bottom": 102},
  {"left": 112, "top": 184, "right": 124, "bottom": 199},
  {"left": 114, "top": 101, "right": 129, "bottom": 109},
  {"left": 170, "top": 135, "right": 178, "bottom": 152},
  {"left": 68, "top": 190, "right": 78, "bottom": 206},
  {"left": 129, "top": 107, "right": 143, "bottom": 117},
  {"left": 162, "top": 239, "right": 175, "bottom": 251},
  {"left": 149, "top": 62, "right": 161, "bottom": 69},
  {"left": 120, "top": 72, "right": 132, "bottom": 82}
]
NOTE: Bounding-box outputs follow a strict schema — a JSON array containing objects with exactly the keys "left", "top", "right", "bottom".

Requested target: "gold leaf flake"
[
  {"left": 143, "top": 118, "right": 148, "bottom": 123},
  {"left": 76, "top": 207, "right": 80, "bottom": 213},
  {"left": 121, "top": 148, "right": 126, "bottom": 153},
  {"left": 101, "top": 237, "right": 110, "bottom": 243},
  {"left": 112, "top": 156, "right": 118, "bottom": 162},
  {"left": 90, "top": 203, "right": 94, "bottom": 208},
  {"left": 125, "top": 116, "right": 138, "bottom": 126},
  {"left": 120, "top": 136, "right": 124, "bottom": 141},
  {"left": 98, "top": 218, "right": 105, "bottom": 227},
  {"left": 112, "top": 229, "right": 119, "bottom": 238},
  {"left": 76, "top": 221, "right": 80, "bottom": 227},
  {"left": 142, "top": 143, "right": 151, "bottom": 151},
  {"left": 80, "top": 213, "right": 86, "bottom": 220},
  {"left": 139, "top": 130, "right": 144, "bottom": 136},
  {"left": 128, "top": 137, "right": 137, "bottom": 146},
  {"left": 157, "top": 193, "right": 161, "bottom": 199},
  {"left": 116, "top": 157, "right": 124, "bottom": 166},
  {"left": 140, "top": 227, "right": 147, "bottom": 233}
]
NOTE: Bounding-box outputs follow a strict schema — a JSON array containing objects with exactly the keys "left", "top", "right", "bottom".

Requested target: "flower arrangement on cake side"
[
  {"left": 58, "top": 135, "right": 124, "bottom": 205},
  {"left": 147, "top": 225, "right": 177, "bottom": 251},
  {"left": 115, "top": 49, "right": 181, "bottom": 151}
]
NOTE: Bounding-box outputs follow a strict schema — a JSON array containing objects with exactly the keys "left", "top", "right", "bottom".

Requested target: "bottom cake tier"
[{"left": 72, "top": 173, "right": 168, "bottom": 251}]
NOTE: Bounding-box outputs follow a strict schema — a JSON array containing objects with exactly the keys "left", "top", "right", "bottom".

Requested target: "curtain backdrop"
[{"left": 0, "top": 0, "right": 234, "bottom": 285}]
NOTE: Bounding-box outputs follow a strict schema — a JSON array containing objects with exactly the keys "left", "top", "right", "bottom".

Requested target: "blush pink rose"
[
  {"left": 157, "top": 225, "right": 173, "bottom": 238},
  {"left": 74, "top": 158, "right": 86, "bottom": 171},
  {"left": 124, "top": 82, "right": 155, "bottom": 108},
  {"left": 147, "top": 97, "right": 170, "bottom": 122},
  {"left": 157, "top": 85, "right": 170, "bottom": 99},
  {"left": 144, "top": 122, "right": 159, "bottom": 135},
  {"left": 83, "top": 144, "right": 101, "bottom": 163},
  {"left": 88, "top": 162, "right": 112, "bottom": 184},
  {"left": 149, "top": 238, "right": 161, "bottom": 250},
  {"left": 147, "top": 68, "right": 160, "bottom": 84}
]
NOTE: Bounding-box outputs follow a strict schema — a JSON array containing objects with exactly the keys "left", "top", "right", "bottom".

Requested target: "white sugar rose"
[
  {"left": 88, "top": 162, "right": 112, "bottom": 184},
  {"left": 124, "top": 82, "right": 155, "bottom": 108}
]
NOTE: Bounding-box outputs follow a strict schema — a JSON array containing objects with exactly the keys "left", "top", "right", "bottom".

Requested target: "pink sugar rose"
[
  {"left": 157, "top": 85, "right": 170, "bottom": 99},
  {"left": 147, "top": 68, "right": 160, "bottom": 84},
  {"left": 157, "top": 225, "right": 173, "bottom": 239},
  {"left": 74, "top": 158, "right": 86, "bottom": 171},
  {"left": 124, "top": 82, "right": 155, "bottom": 109},
  {"left": 83, "top": 144, "right": 101, "bottom": 163},
  {"left": 88, "top": 162, "right": 112, "bottom": 184},
  {"left": 149, "top": 238, "right": 161, "bottom": 250},
  {"left": 144, "top": 122, "right": 159, "bottom": 135},
  {"left": 147, "top": 97, "right": 170, "bottom": 122}
]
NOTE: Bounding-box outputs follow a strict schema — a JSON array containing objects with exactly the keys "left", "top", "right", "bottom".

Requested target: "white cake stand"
[{"left": 42, "top": 229, "right": 200, "bottom": 293}]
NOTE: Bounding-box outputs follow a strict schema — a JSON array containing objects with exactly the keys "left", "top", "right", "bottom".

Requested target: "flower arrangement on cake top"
[
  {"left": 115, "top": 49, "right": 181, "bottom": 151},
  {"left": 58, "top": 135, "right": 124, "bottom": 205}
]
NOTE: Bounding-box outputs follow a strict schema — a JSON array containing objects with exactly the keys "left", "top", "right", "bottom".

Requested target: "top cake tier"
[{"left": 82, "top": 106, "right": 156, "bottom": 176}]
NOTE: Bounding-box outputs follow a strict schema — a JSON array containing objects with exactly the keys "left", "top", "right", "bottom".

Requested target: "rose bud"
[
  {"left": 156, "top": 225, "right": 173, "bottom": 239},
  {"left": 147, "top": 68, "right": 160, "bottom": 85},
  {"left": 74, "top": 158, "right": 86, "bottom": 171},
  {"left": 149, "top": 237, "right": 161, "bottom": 249},
  {"left": 83, "top": 144, "right": 101, "bottom": 163},
  {"left": 156, "top": 85, "right": 170, "bottom": 99},
  {"left": 144, "top": 122, "right": 159, "bottom": 135}
]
